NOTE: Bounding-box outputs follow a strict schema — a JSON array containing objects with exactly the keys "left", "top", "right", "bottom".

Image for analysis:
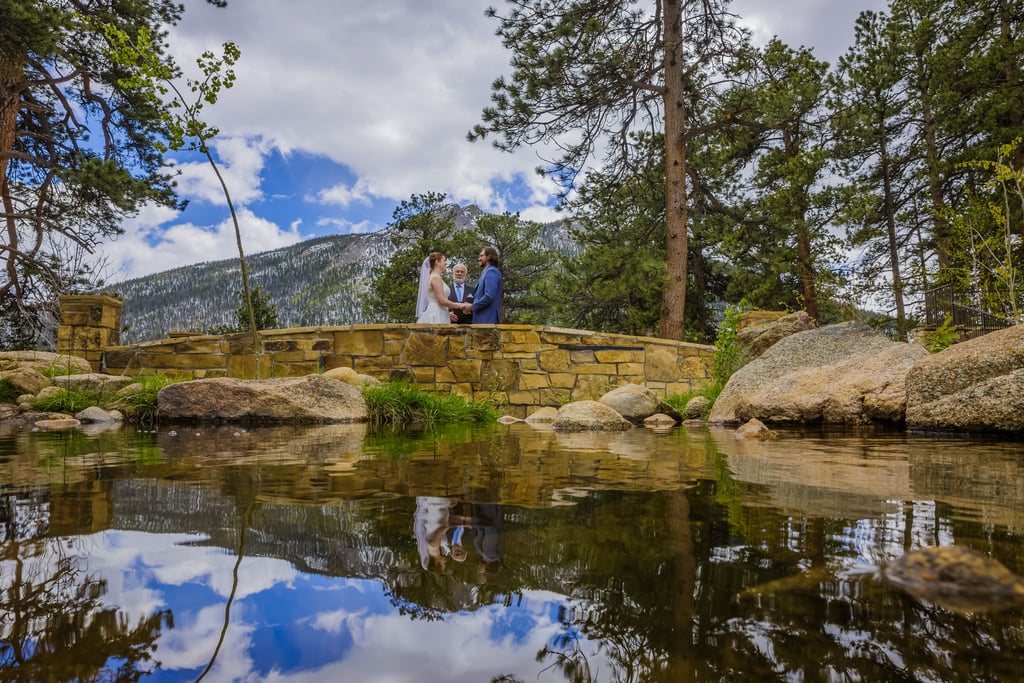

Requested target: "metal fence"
[{"left": 923, "top": 284, "right": 1015, "bottom": 341}]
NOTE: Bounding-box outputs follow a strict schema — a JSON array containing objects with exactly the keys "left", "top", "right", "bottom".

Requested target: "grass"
[
  {"left": 32, "top": 386, "right": 100, "bottom": 414},
  {"left": 664, "top": 382, "right": 724, "bottom": 420},
  {"left": 362, "top": 380, "right": 498, "bottom": 430},
  {"left": 117, "top": 374, "right": 185, "bottom": 426},
  {"left": 0, "top": 378, "right": 20, "bottom": 404}
]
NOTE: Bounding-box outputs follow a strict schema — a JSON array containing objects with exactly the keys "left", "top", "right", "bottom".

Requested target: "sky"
[{"left": 98, "top": 0, "right": 888, "bottom": 284}]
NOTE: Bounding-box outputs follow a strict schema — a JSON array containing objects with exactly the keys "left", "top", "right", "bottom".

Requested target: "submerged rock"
[
  {"left": 552, "top": 400, "right": 633, "bottom": 432},
  {"left": 879, "top": 546, "right": 1024, "bottom": 614}
]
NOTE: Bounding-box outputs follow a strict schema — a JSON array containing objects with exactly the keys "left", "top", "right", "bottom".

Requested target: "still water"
[{"left": 1, "top": 421, "right": 1023, "bottom": 682}]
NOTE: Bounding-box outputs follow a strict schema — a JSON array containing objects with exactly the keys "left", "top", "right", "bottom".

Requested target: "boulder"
[
  {"left": 0, "top": 367, "right": 51, "bottom": 395},
  {"left": 643, "top": 413, "right": 677, "bottom": 429},
  {"left": 35, "top": 418, "right": 81, "bottom": 430},
  {"left": 684, "top": 395, "right": 712, "bottom": 419},
  {"left": 75, "top": 406, "right": 124, "bottom": 423},
  {"left": 0, "top": 350, "right": 92, "bottom": 376},
  {"left": 709, "top": 322, "right": 928, "bottom": 426},
  {"left": 735, "top": 417, "right": 777, "bottom": 440},
  {"left": 525, "top": 406, "right": 559, "bottom": 424},
  {"left": 322, "top": 366, "right": 362, "bottom": 386},
  {"left": 157, "top": 374, "right": 369, "bottom": 424},
  {"left": 736, "top": 310, "right": 817, "bottom": 362},
  {"left": 552, "top": 400, "right": 634, "bottom": 432},
  {"left": 599, "top": 383, "right": 660, "bottom": 423},
  {"left": 905, "top": 324, "right": 1024, "bottom": 434}
]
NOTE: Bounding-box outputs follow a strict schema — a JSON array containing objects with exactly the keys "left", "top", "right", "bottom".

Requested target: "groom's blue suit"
[{"left": 471, "top": 264, "right": 504, "bottom": 324}]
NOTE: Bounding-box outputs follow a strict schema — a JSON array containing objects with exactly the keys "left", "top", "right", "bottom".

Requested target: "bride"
[{"left": 416, "top": 251, "right": 462, "bottom": 324}]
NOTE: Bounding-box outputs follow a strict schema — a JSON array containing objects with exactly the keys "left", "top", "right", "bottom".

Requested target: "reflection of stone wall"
[{"left": 97, "top": 324, "right": 713, "bottom": 416}]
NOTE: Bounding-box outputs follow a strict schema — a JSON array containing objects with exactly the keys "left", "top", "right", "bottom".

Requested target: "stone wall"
[{"left": 99, "top": 324, "right": 713, "bottom": 417}]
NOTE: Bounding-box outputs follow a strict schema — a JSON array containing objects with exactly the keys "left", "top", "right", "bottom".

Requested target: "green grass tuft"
[
  {"left": 118, "top": 374, "right": 184, "bottom": 426},
  {"left": 0, "top": 378, "right": 20, "bottom": 404},
  {"left": 362, "top": 381, "right": 498, "bottom": 429},
  {"left": 32, "top": 387, "right": 99, "bottom": 414}
]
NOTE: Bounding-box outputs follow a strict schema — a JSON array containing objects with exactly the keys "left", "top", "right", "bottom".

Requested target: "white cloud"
[
  {"left": 310, "top": 179, "right": 373, "bottom": 208},
  {"left": 167, "top": 136, "right": 271, "bottom": 207},
  {"left": 107, "top": 206, "right": 303, "bottom": 280}
]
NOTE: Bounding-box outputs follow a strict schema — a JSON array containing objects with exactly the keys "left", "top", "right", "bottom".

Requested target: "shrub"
[{"left": 922, "top": 314, "right": 959, "bottom": 353}]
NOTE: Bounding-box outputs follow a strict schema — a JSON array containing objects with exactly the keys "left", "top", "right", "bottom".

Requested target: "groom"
[{"left": 463, "top": 246, "right": 503, "bottom": 324}]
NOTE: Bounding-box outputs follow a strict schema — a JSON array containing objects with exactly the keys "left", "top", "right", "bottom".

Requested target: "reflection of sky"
[{"left": 37, "top": 531, "right": 602, "bottom": 682}]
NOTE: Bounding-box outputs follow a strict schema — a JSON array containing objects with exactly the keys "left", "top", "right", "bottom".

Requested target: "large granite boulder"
[
  {"left": 157, "top": 374, "right": 368, "bottom": 424},
  {"left": 905, "top": 324, "right": 1024, "bottom": 434},
  {"left": 736, "top": 310, "right": 817, "bottom": 362},
  {"left": 708, "top": 322, "right": 928, "bottom": 426},
  {"left": 598, "top": 383, "right": 683, "bottom": 425}
]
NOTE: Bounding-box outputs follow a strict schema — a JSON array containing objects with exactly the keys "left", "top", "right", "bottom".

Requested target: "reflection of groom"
[
  {"left": 448, "top": 262, "right": 474, "bottom": 324},
  {"left": 462, "top": 246, "right": 504, "bottom": 324}
]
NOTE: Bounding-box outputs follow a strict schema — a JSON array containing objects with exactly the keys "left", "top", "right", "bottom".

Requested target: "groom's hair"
[{"left": 482, "top": 246, "right": 500, "bottom": 267}]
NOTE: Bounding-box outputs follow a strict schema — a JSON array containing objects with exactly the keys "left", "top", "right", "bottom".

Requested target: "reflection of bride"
[{"left": 416, "top": 251, "right": 460, "bottom": 324}]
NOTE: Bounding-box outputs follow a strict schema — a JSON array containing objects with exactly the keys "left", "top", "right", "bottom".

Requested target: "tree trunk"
[
  {"left": 660, "top": 0, "right": 689, "bottom": 340},
  {"left": 0, "top": 55, "right": 27, "bottom": 299}
]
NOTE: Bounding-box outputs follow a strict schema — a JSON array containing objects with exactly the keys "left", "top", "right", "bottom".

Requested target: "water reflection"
[{"left": 0, "top": 423, "right": 1022, "bottom": 681}]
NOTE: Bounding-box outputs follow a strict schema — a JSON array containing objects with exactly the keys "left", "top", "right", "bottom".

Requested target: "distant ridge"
[{"left": 105, "top": 205, "right": 575, "bottom": 344}]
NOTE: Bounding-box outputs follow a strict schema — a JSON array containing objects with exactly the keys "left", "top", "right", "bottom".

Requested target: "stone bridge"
[{"left": 57, "top": 294, "right": 714, "bottom": 417}]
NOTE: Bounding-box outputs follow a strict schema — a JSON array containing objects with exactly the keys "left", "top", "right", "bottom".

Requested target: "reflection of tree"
[{"left": 0, "top": 495, "right": 170, "bottom": 682}]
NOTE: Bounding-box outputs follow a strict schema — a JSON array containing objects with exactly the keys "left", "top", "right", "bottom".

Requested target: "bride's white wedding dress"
[{"left": 417, "top": 274, "right": 452, "bottom": 323}]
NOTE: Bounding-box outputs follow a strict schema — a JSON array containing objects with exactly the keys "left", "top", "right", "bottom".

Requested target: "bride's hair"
[{"left": 428, "top": 251, "right": 445, "bottom": 270}]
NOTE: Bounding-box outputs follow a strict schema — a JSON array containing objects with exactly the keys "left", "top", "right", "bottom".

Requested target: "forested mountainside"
[{"left": 107, "top": 206, "right": 575, "bottom": 344}]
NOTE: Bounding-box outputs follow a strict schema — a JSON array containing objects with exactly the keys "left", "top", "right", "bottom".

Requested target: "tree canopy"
[{"left": 0, "top": 0, "right": 226, "bottom": 348}]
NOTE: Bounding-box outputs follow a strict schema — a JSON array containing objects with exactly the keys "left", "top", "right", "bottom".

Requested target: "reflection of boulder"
[
  {"left": 157, "top": 375, "right": 369, "bottom": 424},
  {"left": 905, "top": 324, "right": 1024, "bottom": 434},
  {"left": 709, "top": 322, "right": 927, "bottom": 426}
]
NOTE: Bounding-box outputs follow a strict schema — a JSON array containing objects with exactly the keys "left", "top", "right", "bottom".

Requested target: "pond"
[{"left": 1, "top": 421, "right": 1023, "bottom": 682}]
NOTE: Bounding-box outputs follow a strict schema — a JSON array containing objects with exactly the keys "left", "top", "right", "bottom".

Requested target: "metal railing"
[{"left": 923, "top": 284, "right": 1015, "bottom": 341}]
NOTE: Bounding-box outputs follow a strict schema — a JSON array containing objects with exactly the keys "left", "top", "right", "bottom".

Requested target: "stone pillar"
[{"left": 57, "top": 294, "right": 123, "bottom": 372}]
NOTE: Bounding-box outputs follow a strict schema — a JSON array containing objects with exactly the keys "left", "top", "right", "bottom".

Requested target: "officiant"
[{"left": 448, "top": 262, "right": 475, "bottom": 324}]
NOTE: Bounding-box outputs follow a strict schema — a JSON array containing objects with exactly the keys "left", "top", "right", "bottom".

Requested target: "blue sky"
[{"left": 97, "top": 0, "right": 887, "bottom": 284}]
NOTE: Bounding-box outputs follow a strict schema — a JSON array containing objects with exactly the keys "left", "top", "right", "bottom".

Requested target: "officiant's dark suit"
[{"left": 450, "top": 263, "right": 475, "bottom": 324}]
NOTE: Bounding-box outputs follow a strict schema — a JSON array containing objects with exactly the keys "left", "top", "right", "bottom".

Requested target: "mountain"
[{"left": 105, "top": 205, "right": 576, "bottom": 344}]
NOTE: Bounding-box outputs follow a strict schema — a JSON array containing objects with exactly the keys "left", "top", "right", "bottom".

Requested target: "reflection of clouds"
[
  {"left": 157, "top": 602, "right": 257, "bottom": 678},
  {"left": 263, "top": 591, "right": 596, "bottom": 683}
]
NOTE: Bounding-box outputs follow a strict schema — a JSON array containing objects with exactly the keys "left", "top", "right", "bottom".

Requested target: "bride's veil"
[{"left": 415, "top": 256, "right": 431, "bottom": 317}]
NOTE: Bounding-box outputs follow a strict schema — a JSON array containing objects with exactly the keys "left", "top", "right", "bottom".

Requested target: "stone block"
[
  {"left": 594, "top": 350, "right": 641, "bottom": 363},
  {"left": 573, "top": 363, "right": 616, "bottom": 375},
  {"left": 264, "top": 339, "right": 299, "bottom": 352},
  {"left": 269, "top": 351, "right": 308, "bottom": 364},
  {"left": 519, "top": 373, "right": 551, "bottom": 390},
  {"left": 449, "top": 360, "right": 482, "bottom": 383},
  {"left": 539, "top": 387, "right": 571, "bottom": 406},
  {"left": 467, "top": 328, "right": 500, "bottom": 351},
  {"left": 679, "top": 356, "right": 710, "bottom": 379},
  {"left": 411, "top": 366, "right": 436, "bottom": 383},
  {"left": 402, "top": 332, "right": 449, "bottom": 367},
  {"left": 354, "top": 357, "right": 394, "bottom": 373},
  {"left": 321, "top": 355, "right": 354, "bottom": 370},
  {"left": 570, "top": 349, "right": 596, "bottom": 363},
  {"left": 272, "top": 362, "right": 319, "bottom": 376},
  {"left": 384, "top": 339, "right": 404, "bottom": 356},
  {"left": 507, "top": 390, "right": 540, "bottom": 406},
  {"left": 436, "top": 367, "right": 457, "bottom": 383},
  {"left": 481, "top": 359, "right": 520, "bottom": 391},
  {"left": 501, "top": 330, "right": 541, "bottom": 346},
  {"left": 549, "top": 373, "right": 575, "bottom": 388},
  {"left": 334, "top": 329, "right": 384, "bottom": 356},
  {"left": 573, "top": 375, "right": 613, "bottom": 400},
  {"left": 141, "top": 353, "right": 227, "bottom": 370},
  {"left": 645, "top": 345, "right": 680, "bottom": 381},
  {"left": 617, "top": 362, "right": 645, "bottom": 376},
  {"left": 227, "top": 354, "right": 272, "bottom": 379}
]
